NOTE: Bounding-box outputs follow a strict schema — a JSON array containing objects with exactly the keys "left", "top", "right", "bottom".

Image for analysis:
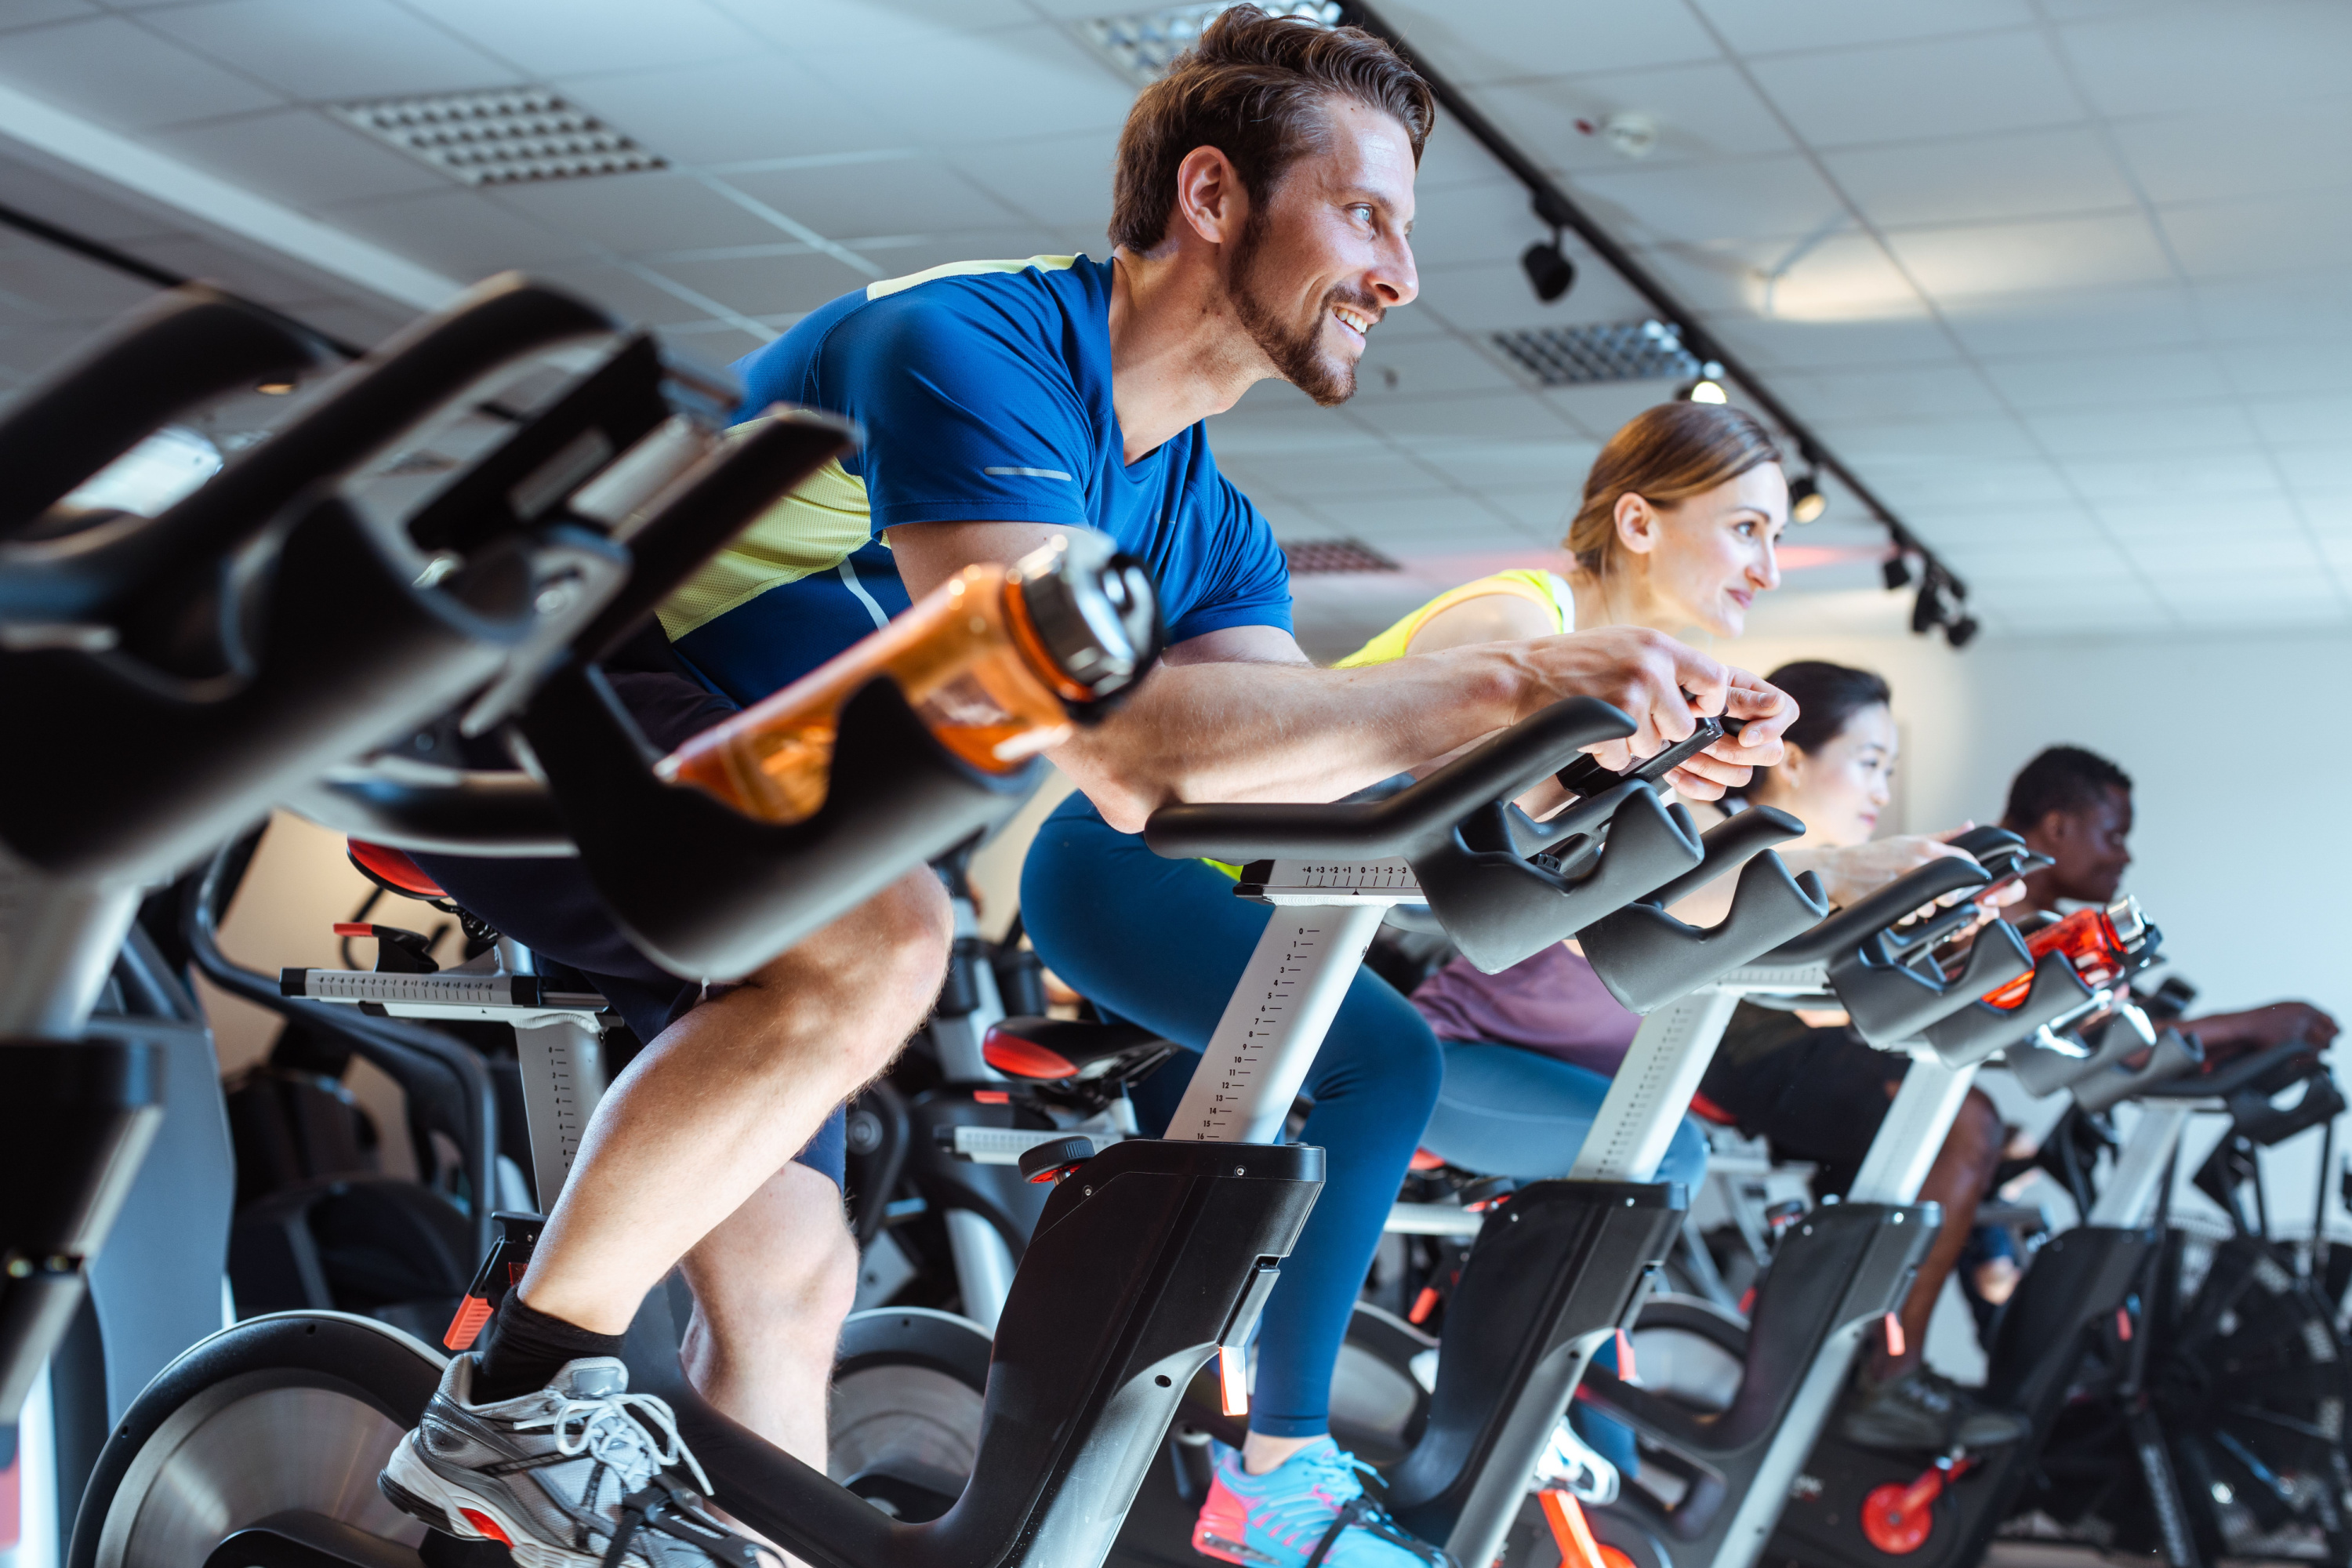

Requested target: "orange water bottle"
[
  {"left": 656, "top": 532, "right": 1159, "bottom": 823},
  {"left": 1980, "top": 895, "right": 2148, "bottom": 1009}
]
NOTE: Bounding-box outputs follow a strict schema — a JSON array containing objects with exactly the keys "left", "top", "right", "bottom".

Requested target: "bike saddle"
[{"left": 983, "top": 1016, "right": 1176, "bottom": 1083}]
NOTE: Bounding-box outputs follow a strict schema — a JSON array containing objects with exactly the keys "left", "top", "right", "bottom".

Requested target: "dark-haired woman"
[{"left": 1019, "top": 401, "right": 1794, "bottom": 1568}]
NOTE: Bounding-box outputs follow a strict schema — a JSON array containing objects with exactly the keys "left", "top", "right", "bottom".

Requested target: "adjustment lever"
[{"left": 1555, "top": 713, "right": 1726, "bottom": 798}]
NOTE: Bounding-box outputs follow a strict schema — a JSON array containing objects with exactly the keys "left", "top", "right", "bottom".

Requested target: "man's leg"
[
  {"left": 678, "top": 1163, "right": 860, "bottom": 1467},
  {"left": 1874, "top": 1087, "right": 2002, "bottom": 1381},
  {"left": 514, "top": 867, "right": 949, "bottom": 1338}
]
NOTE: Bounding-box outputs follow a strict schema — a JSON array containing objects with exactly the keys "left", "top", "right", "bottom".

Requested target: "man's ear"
[
  {"left": 1174, "top": 145, "right": 1248, "bottom": 249},
  {"left": 1613, "top": 491, "right": 1660, "bottom": 557}
]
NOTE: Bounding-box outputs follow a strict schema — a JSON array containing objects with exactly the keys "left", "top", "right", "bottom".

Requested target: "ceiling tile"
[
  {"left": 1376, "top": 1, "right": 1719, "bottom": 85},
  {"left": 2191, "top": 272, "right": 2352, "bottom": 343},
  {"left": 1886, "top": 212, "right": 2174, "bottom": 299},
  {"left": 1746, "top": 29, "right": 2084, "bottom": 147},
  {"left": 325, "top": 187, "right": 590, "bottom": 278},
  {"left": 1408, "top": 438, "right": 1598, "bottom": 493},
  {"left": 1831, "top": 415, "right": 2042, "bottom": 463},
  {"left": 493, "top": 173, "right": 815, "bottom": 255},
  {"left": 1404, "top": 177, "right": 1551, "bottom": 268},
  {"left": 0, "top": 15, "right": 282, "bottom": 129},
  {"left": 623, "top": 251, "right": 869, "bottom": 321},
  {"left": 1976, "top": 346, "right": 2230, "bottom": 411},
  {"left": 2060, "top": 450, "right": 2281, "bottom": 502},
  {"left": 1939, "top": 281, "right": 2200, "bottom": 358},
  {"left": 1414, "top": 256, "right": 1655, "bottom": 336},
  {"left": 141, "top": 0, "right": 514, "bottom": 101},
  {"left": 559, "top": 56, "right": 891, "bottom": 165},
  {"left": 397, "top": 0, "right": 768, "bottom": 80},
  {"left": 1206, "top": 406, "right": 1388, "bottom": 459},
  {"left": 1635, "top": 231, "right": 1922, "bottom": 321},
  {"left": 2091, "top": 493, "right": 2299, "bottom": 535},
  {"left": 1483, "top": 63, "right": 1796, "bottom": 172},
  {"left": 2127, "top": 535, "right": 2320, "bottom": 575},
  {"left": 0, "top": 1, "right": 97, "bottom": 27},
  {"left": 1773, "top": 363, "right": 2005, "bottom": 423},
  {"left": 2244, "top": 393, "right": 2352, "bottom": 448},
  {"left": 802, "top": 25, "right": 1134, "bottom": 147},
  {"left": 1233, "top": 448, "right": 1451, "bottom": 501},
  {"left": 1355, "top": 335, "right": 1522, "bottom": 400},
  {"left": 717, "top": 0, "right": 1033, "bottom": 49},
  {"left": 1702, "top": 312, "right": 1953, "bottom": 371},
  {"left": 1822, "top": 126, "right": 2135, "bottom": 229},
  {"left": 2056, "top": 2, "right": 2352, "bottom": 118},
  {"left": 1308, "top": 494, "right": 1530, "bottom": 550},
  {"left": 0, "top": 158, "right": 180, "bottom": 242},
  {"left": 154, "top": 107, "right": 448, "bottom": 206},
  {"left": 2219, "top": 340, "right": 2352, "bottom": 400},
  {"left": 1692, "top": 0, "right": 2036, "bottom": 55},
  {"left": 2031, "top": 400, "right": 2259, "bottom": 456},
  {"left": 0, "top": 239, "right": 153, "bottom": 318},
  {"left": 2271, "top": 445, "right": 2349, "bottom": 492},
  {"left": 1936, "top": 540, "right": 2132, "bottom": 583},
  {"left": 1902, "top": 503, "right": 2106, "bottom": 548},
  {"left": 946, "top": 133, "right": 1114, "bottom": 231},
  {"left": 720, "top": 160, "right": 1021, "bottom": 245},
  {"left": 2108, "top": 100, "right": 2352, "bottom": 208},
  {"left": 1345, "top": 390, "right": 1580, "bottom": 445},
  {"left": 1571, "top": 154, "right": 1848, "bottom": 246},
  {"left": 1538, "top": 381, "right": 1700, "bottom": 441},
  {"left": 2158, "top": 198, "right": 2352, "bottom": 285}
]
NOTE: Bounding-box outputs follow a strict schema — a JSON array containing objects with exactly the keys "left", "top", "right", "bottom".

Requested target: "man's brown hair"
[{"left": 1109, "top": 5, "right": 1434, "bottom": 255}]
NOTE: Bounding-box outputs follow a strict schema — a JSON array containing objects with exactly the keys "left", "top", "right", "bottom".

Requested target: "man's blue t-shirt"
[{"left": 655, "top": 254, "right": 1293, "bottom": 706}]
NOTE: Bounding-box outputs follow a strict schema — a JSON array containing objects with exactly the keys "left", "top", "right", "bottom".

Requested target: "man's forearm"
[{"left": 1052, "top": 648, "right": 1519, "bottom": 831}]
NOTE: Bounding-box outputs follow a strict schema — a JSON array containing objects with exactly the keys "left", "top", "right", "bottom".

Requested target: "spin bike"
[{"left": 0, "top": 269, "right": 855, "bottom": 1568}]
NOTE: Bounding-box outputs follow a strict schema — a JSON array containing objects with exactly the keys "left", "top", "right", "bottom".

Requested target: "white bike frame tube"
[
  {"left": 1163, "top": 901, "right": 1388, "bottom": 1144},
  {"left": 513, "top": 1014, "right": 608, "bottom": 1209},
  {"left": 1570, "top": 988, "right": 1740, "bottom": 1183},
  {"left": 946, "top": 1208, "right": 1018, "bottom": 1334},
  {"left": 1846, "top": 1051, "right": 1979, "bottom": 1206},
  {"left": 0, "top": 854, "right": 139, "bottom": 1037},
  {"left": 2089, "top": 1099, "right": 2196, "bottom": 1227}
]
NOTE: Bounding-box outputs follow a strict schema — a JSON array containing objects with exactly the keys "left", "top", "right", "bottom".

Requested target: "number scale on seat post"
[{"left": 1165, "top": 858, "right": 1425, "bottom": 1145}]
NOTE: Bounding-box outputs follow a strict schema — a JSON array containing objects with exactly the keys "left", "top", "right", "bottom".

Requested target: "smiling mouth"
[
  {"left": 1331, "top": 303, "right": 1374, "bottom": 343},
  {"left": 1727, "top": 590, "right": 1752, "bottom": 608}
]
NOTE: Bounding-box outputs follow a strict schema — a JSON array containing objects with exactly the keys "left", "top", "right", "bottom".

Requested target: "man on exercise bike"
[
  {"left": 380, "top": 11, "right": 1794, "bottom": 1567},
  {"left": 2001, "top": 746, "right": 2338, "bottom": 1058}
]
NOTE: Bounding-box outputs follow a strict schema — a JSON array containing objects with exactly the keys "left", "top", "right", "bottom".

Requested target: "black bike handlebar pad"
[
  {"left": 0, "top": 492, "right": 535, "bottom": 883},
  {"left": 1145, "top": 699, "right": 1719, "bottom": 972},
  {"left": 0, "top": 285, "right": 330, "bottom": 537},
  {"left": 1577, "top": 808, "right": 1832, "bottom": 1013},
  {"left": 285, "top": 767, "right": 577, "bottom": 858},
  {"left": 514, "top": 665, "right": 1044, "bottom": 979},
  {"left": 2071, "top": 1026, "right": 2204, "bottom": 1115},
  {"left": 3, "top": 275, "right": 620, "bottom": 629},
  {"left": 2009, "top": 1007, "right": 2148, "bottom": 1098},
  {"left": 1918, "top": 946, "right": 2096, "bottom": 1067}
]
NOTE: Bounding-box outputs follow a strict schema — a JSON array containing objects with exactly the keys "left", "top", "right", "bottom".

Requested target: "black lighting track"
[{"left": 1335, "top": 1, "right": 1965, "bottom": 604}]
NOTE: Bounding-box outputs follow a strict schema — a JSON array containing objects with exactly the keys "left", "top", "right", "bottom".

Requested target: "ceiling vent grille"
[
  {"left": 1283, "top": 538, "right": 1399, "bottom": 575},
  {"left": 333, "top": 90, "right": 665, "bottom": 186},
  {"left": 1076, "top": 2, "right": 1340, "bottom": 88},
  {"left": 1491, "top": 320, "right": 1704, "bottom": 388}
]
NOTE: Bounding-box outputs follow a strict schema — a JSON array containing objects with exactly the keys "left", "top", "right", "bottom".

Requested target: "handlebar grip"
[
  {"left": 1635, "top": 804, "right": 1803, "bottom": 910},
  {"left": 1920, "top": 946, "right": 2095, "bottom": 1066},
  {"left": 1580, "top": 851, "right": 1830, "bottom": 1014},
  {"left": 2073, "top": 1027, "right": 2203, "bottom": 1115},
  {"left": 285, "top": 769, "right": 575, "bottom": 858},
  {"left": 1142, "top": 697, "right": 1633, "bottom": 862},
  {"left": 1767, "top": 855, "right": 1992, "bottom": 966}
]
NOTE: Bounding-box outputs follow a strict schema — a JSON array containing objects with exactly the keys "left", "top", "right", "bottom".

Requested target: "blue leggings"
[
  {"left": 1421, "top": 1041, "right": 1709, "bottom": 1192},
  {"left": 1021, "top": 793, "right": 1445, "bottom": 1439}
]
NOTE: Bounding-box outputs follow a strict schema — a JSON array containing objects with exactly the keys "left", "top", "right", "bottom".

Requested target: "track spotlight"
[
  {"left": 1521, "top": 230, "right": 1575, "bottom": 303},
  {"left": 1944, "top": 615, "right": 1980, "bottom": 649},
  {"left": 1788, "top": 473, "right": 1827, "bottom": 524},
  {"left": 1910, "top": 577, "right": 1947, "bottom": 635},
  {"left": 1882, "top": 554, "right": 1913, "bottom": 590},
  {"left": 1679, "top": 365, "right": 1728, "bottom": 405}
]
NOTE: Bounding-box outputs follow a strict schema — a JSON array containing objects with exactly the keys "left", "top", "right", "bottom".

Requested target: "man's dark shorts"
[
  {"left": 412, "top": 627, "right": 846, "bottom": 1187},
  {"left": 1699, "top": 1002, "right": 1908, "bottom": 1198}
]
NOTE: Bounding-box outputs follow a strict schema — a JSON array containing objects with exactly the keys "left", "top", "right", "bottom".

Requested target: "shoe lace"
[{"left": 519, "top": 1388, "right": 717, "bottom": 1498}]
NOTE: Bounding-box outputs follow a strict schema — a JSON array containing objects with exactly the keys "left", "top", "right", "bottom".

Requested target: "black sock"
[{"left": 471, "top": 1296, "right": 626, "bottom": 1403}]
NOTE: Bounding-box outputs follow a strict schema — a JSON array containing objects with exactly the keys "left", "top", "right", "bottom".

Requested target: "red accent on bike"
[
  {"left": 443, "top": 1294, "right": 493, "bottom": 1351},
  {"left": 981, "top": 1029, "right": 1077, "bottom": 1080},
  {"left": 1409, "top": 1148, "right": 1446, "bottom": 1171},
  {"left": 1614, "top": 1327, "right": 1638, "bottom": 1385},
  {"left": 1883, "top": 1312, "right": 1906, "bottom": 1359},
  {"left": 458, "top": 1509, "right": 514, "bottom": 1546},
  {"left": 1738, "top": 1286, "right": 1756, "bottom": 1316},
  {"left": 1860, "top": 1458, "right": 1973, "bottom": 1556},
  {"left": 1537, "top": 1490, "right": 1634, "bottom": 1568},
  {"left": 972, "top": 1090, "right": 1010, "bottom": 1104},
  {"left": 1217, "top": 1345, "right": 1249, "bottom": 1417},
  {"left": 2115, "top": 1306, "right": 2132, "bottom": 1342},
  {"left": 1980, "top": 905, "right": 2131, "bottom": 1009},
  {"left": 1688, "top": 1091, "right": 1737, "bottom": 1126},
  {"left": 1409, "top": 1286, "right": 1440, "bottom": 1326},
  {"left": 332, "top": 923, "right": 376, "bottom": 937},
  {"left": 349, "top": 839, "right": 448, "bottom": 898}
]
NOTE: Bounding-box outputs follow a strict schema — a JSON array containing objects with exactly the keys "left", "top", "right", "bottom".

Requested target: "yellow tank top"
[
  {"left": 1203, "top": 570, "right": 1577, "bottom": 878},
  {"left": 1334, "top": 568, "right": 1577, "bottom": 669}
]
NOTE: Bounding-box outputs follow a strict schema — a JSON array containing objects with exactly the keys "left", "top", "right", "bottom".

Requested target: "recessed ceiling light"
[
  {"left": 1491, "top": 320, "right": 1700, "bottom": 388},
  {"left": 333, "top": 89, "right": 666, "bottom": 187},
  {"left": 1076, "top": 2, "right": 1341, "bottom": 88}
]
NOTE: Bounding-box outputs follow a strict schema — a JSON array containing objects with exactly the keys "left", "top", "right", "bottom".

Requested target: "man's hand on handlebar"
[
  {"left": 1510, "top": 628, "right": 1794, "bottom": 801},
  {"left": 2183, "top": 1000, "right": 2340, "bottom": 1060}
]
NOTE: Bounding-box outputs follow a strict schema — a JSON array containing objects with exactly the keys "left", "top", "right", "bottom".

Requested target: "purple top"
[{"left": 1410, "top": 943, "right": 1642, "bottom": 1075}]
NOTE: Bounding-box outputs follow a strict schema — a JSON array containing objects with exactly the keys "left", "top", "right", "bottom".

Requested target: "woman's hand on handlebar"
[
  {"left": 1509, "top": 628, "right": 1794, "bottom": 799},
  {"left": 1786, "top": 825, "right": 2024, "bottom": 914}
]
